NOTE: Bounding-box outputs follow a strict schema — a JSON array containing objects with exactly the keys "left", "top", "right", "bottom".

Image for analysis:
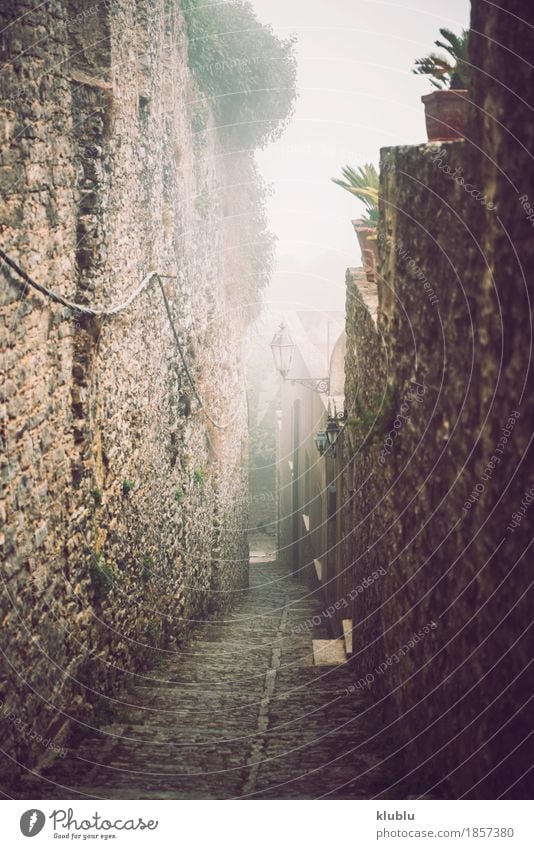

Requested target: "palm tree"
[
  {"left": 413, "top": 28, "right": 470, "bottom": 90},
  {"left": 331, "top": 163, "right": 379, "bottom": 228}
]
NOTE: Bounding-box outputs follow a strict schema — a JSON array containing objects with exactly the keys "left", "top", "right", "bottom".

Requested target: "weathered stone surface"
[
  {"left": 341, "top": 0, "right": 534, "bottom": 799},
  {"left": 0, "top": 0, "right": 254, "bottom": 785},
  {"left": 10, "top": 560, "right": 409, "bottom": 800}
]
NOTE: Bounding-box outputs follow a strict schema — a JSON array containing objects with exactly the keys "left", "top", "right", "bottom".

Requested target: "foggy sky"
[{"left": 248, "top": 0, "right": 471, "bottom": 312}]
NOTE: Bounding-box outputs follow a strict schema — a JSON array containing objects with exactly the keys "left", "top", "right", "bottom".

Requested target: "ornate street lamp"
[
  {"left": 269, "top": 322, "right": 295, "bottom": 378},
  {"left": 314, "top": 430, "right": 328, "bottom": 455},
  {"left": 326, "top": 417, "right": 341, "bottom": 449},
  {"left": 270, "top": 322, "right": 330, "bottom": 394},
  {"left": 324, "top": 411, "right": 348, "bottom": 458}
]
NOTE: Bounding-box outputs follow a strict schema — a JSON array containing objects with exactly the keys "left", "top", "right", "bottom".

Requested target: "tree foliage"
[
  {"left": 413, "top": 28, "right": 470, "bottom": 90},
  {"left": 223, "top": 153, "right": 276, "bottom": 320},
  {"left": 182, "top": 0, "right": 298, "bottom": 150}
]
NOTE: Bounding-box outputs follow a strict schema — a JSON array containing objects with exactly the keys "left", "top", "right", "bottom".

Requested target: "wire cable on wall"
[{"left": 0, "top": 248, "right": 243, "bottom": 431}]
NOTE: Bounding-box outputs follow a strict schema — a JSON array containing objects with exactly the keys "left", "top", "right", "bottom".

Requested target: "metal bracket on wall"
[{"left": 289, "top": 377, "right": 330, "bottom": 394}]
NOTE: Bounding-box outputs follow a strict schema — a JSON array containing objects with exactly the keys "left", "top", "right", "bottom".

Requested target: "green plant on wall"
[
  {"left": 331, "top": 163, "right": 379, "bottom": 228},
  {"left": 181, "top": 0, "right": 297, "bottom": 150},
  {"left": 90, "top": 552, "right": 117, "bottom": 600},
  {"left": 193, "top": 467, "right": 206, "bottom": 487},
  {"left": 175, "top": 488, "right": 186, "bottom": 504},
  {"left": 122, "top": 479, "right": 135, "bottom": 496},
  {"left": 413, "top": 28, "right": 470, "bottom": 90},
  {"left": 348, "top": 383, "right": 395, "bottom": 451}
]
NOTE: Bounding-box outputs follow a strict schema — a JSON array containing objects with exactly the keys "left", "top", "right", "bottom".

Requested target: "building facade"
[{"left": 276, "top": 310, "right": 346, "bottom": 626}]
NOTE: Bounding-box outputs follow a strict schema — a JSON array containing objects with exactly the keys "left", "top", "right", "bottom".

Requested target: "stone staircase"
[{"left": 311, "top": 618, "right": 353, "bottom": 666}]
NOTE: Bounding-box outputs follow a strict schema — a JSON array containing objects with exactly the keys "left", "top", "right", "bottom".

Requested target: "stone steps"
[
  {"left": 343, "top": 618, "right": 353, "bottom": 655},
  {"left": 312, "top": 638, "right": 348, "bottom": 666}
]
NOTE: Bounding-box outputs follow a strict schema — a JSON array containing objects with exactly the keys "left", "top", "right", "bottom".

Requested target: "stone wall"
[
  {"left": 0, "top": 0, "right": 252, "bottom": 781},
  {"left": 341, "top": 0, "right": 533, "bottom": 798}
]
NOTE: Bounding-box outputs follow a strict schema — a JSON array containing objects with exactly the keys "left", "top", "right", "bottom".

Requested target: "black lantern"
[
  {"left": 314, "top": 430, "right": 328, "bottom": 455},
  {"left": 270, "top": 323, "right": 295, "bottom": 379},
  {"left": 325, "top": 417, "right": 341, "bottom": 451}
]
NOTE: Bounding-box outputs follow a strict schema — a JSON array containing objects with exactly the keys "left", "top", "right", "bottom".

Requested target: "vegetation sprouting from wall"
[{"left": 181, "top": 0, "right": 298, "bottom": 151}]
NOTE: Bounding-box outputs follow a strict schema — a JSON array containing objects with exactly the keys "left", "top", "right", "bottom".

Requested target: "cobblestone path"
[{"left": 12, "top": 560, "right": 408, "bottom": 799}]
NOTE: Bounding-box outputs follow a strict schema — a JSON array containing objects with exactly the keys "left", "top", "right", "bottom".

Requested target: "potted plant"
[
  {"left": 413, "top": 28, "right": 470, "bottom": 142},
  {"left": 332, "top": 163, "right": 379, "bottom": 282}
]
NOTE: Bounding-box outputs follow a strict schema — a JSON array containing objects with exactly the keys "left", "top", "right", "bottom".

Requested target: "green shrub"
[
  {"left": 182, "top": 0, "right": 297, "bottom": 150},
  {"left": 90, "top": 553, "right": 117, "bottom": 600},
  {"left": 193, "top": 467, "right": 206, "bottom": 487},
  {"left": 122, "top": 479, "right": 135, "bottom": 496},
  {"left": 236, "top": 156, "right": 276, "bottom": 319}
]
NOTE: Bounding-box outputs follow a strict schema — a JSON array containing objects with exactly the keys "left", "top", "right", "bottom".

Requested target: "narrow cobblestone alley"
[{"left": 10, "top": 556, "right": 407, "bottom": 800}]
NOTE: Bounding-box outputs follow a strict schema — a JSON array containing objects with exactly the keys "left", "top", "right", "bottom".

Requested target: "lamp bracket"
[{"left": 289, "top": 377, "right": 330, "bottom": 394}]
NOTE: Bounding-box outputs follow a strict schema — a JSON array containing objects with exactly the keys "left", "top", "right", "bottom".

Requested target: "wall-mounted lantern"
[
  {"left": 324, "top": 410, "right": 348, "bottom": 458},
  {"left": 314, "top": 430, "right": 328, "bottom": 455},
  {"left": 270, "top": 323, "right": 295, "bottom": 379},
  {"left": 326, "top": 417, "right": 341, "bottom": 452},
  {"left": 314, "top": 413, "right": 347, "bottom": 458},
  {"left": 270, "top": 322, "right": 330, "bottom": 394}
]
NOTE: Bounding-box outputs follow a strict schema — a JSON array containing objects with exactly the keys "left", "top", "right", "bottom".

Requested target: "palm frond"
[
  {"left": 436, "top": 27, "right": 464, "bottom": 58},
  {"left": 340, "top": 186, "right": 379, "bottom": 205},
  {"left": 332, "top": 162, "right": 380, "bottom": 228},
  {"left": 412, "top": 27, "right": 470, "bottom": 90}
]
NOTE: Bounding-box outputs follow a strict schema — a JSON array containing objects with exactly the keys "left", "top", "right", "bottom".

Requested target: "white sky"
[{"left": 248, "top": 0, "right": 472, "bottom": 312}]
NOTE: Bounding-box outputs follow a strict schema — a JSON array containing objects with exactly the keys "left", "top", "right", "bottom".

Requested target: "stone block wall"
[
  {"left": 341, "top": 0, "right": 533, "bottom": 798},
  {"left": 0, "top": 0, "right": 252, "bottom": 781}
]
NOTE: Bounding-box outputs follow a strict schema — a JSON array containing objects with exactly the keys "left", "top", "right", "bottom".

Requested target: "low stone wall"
[
  {"left": 0, "top": 0, "right": 252, "bottom": 782},
  {"left": 341, "top": 0, "right": 534, "bottom": 798}
]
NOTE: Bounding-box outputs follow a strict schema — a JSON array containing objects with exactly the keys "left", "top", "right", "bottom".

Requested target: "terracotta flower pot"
[
  {"left": 352, "top": 219, "right": 378, "bottom": 283},
  {"left": 422, "top": 89, "right": 469, "bottom": 142}
]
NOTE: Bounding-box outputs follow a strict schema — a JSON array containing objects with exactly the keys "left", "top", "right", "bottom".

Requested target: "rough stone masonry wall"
[
  {"left": 0, "top": 0, "right": 251, "bottom": 781},
  {"left": 342, "top": 0, "right": 534, "bottom": 798}
]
